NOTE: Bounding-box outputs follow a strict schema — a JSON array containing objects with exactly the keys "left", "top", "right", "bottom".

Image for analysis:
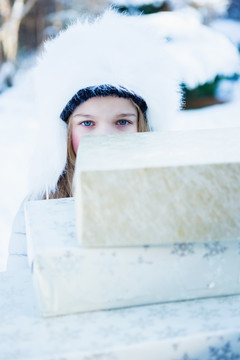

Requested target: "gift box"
[
  {"left": 25, "top": 198, "right": 240, "bottom": 317},
  {"left": 74, "top": 128, "right": 240, "bottom": 247}
]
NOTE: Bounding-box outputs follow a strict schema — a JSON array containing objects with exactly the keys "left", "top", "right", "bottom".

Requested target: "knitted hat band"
[{"left": 60, "top": 84, "right": 148, "bottom": 123}]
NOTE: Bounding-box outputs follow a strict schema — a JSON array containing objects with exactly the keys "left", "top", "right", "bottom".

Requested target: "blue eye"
[
  {"left": 81, "top": 121, "right": 93, "bottom": 126},
  {"left": 117, "top": 120, "right": 129, "bottom": 126}
]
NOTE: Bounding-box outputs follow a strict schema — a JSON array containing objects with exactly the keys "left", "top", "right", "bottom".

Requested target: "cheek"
[{"left": 71, "top": 128, "right": 82, "bottom": 155}]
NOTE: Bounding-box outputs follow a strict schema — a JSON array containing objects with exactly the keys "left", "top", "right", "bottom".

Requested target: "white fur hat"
[{"left": 29, "top": 8, "right": 181, "bottom": 199}]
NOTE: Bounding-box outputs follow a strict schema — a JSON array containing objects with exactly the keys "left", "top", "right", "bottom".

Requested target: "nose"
[{"left": 94, "top": 123, "right": 116, "bottom": 136}]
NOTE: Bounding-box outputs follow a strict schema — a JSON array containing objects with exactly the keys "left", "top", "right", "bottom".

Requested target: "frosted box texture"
[
  {"left": 25, "top": 198, "right": 240, "bottom": 317},
  {"left": 74, "top": 127, "right": 240, "bottom": 247}
]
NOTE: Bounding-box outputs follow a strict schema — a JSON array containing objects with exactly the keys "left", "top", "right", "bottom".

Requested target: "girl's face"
[{"left": 71, "top": 96, "right": 138, "bottom": 154}]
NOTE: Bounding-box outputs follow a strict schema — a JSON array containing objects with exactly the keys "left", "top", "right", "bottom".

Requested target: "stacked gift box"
[{"left": 25, "top": 128, "right": 240, "bottom": 317}]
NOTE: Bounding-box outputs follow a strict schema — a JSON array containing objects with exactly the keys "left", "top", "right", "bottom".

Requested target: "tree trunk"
[
  {"left": 0, "top": 0, "right": 37, "bottom": 62},
  {"left": 0, "top": 0, "right": 37, "bottom": 89}
]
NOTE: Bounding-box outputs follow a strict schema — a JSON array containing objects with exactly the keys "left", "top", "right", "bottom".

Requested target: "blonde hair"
[{"left": 50, "top": 98, "right": 149, "bottom": 199}]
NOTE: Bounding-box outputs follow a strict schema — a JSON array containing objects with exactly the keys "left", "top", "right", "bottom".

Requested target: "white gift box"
[
  {"left": 25, "top": 198, "right": 240, "bottom": 317},
  {"left": 74, "top": 128, "right": 240, "bottom": 247}
]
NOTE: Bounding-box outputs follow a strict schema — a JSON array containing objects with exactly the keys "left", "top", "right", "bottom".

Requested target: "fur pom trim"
[{"left": 29, "top": 8, "right": 181, "bottom": 199}]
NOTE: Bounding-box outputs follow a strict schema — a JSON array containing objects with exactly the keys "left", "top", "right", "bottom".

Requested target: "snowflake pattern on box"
[
  {"left": 238, "top": 241, "right": 240, "bottom": 255},
  {"left": 171, "top": 243, "right": 195, "bottom": 257},
  {"left": 203, "top": 241, "right": 227, "bottom": 258},
  {"left": 173, "top": 341, "right": 240, "bottom": 360},
  {"left": 208, "top": 341, "right": 240, "bottom": 360},
  {"left": 83, "top": 353, "right": 118, "bottom": 360},
  {"left": 174, "top": 353, "right": 199, "bottom": 360}
]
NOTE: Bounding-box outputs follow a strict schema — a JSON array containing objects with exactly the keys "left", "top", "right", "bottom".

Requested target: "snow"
[
  {"left": 210, "top": 18, "right": 240, "bottom": 48},
  {"left": 168, "top": 0, "right": 229, "bottom": 19},
  {"left": 0, "top": 70, "right": 37, "bottom": 271},
  {"left": 0, "top": 15, "right": 240, "bottom": 272},
  {"left": 174, "top": 79, "right": 240, "bottom": 131},
  {"left": 137, "top": 10, "right": 240, "bottom": 88}
]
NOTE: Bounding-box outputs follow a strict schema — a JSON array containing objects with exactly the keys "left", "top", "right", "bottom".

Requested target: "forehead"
[{"left": 72, "top": 96, "right": 137, "bottom": 115}]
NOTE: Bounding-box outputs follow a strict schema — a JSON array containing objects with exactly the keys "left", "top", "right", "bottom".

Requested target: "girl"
[
  {"left": 8, "top": 8, "right": 181, "bottom": 270},
  {"left": 29, "top": 8, "right": 181, "bottom": 200}
]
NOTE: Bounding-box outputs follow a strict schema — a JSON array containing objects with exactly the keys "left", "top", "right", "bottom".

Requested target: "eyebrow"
[
  {"left": 116, "top": 113, "right": 137, "bottom": 117},
  {"left": 73, "top": 114, "right": 94, "bottom": 118}
]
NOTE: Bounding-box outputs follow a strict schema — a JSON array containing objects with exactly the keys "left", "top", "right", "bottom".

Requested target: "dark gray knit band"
[{"left": 60, "top": 84, "right": 148, "bottom": 123}]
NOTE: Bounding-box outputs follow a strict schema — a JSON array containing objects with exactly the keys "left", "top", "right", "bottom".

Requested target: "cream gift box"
[
  {"left": 25, "top": 197, "right": 240, "bottom": 318},
  {"left": 74, "top": 127, "right": 240, "bottom": 247}
]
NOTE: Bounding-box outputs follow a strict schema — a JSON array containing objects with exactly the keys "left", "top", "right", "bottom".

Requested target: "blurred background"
[
  {"left": 0, "top": 0, "right": 240, "bottom": 271},
  {"left": 1, "top": 0, "right": 240, "bottom": 103}
]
